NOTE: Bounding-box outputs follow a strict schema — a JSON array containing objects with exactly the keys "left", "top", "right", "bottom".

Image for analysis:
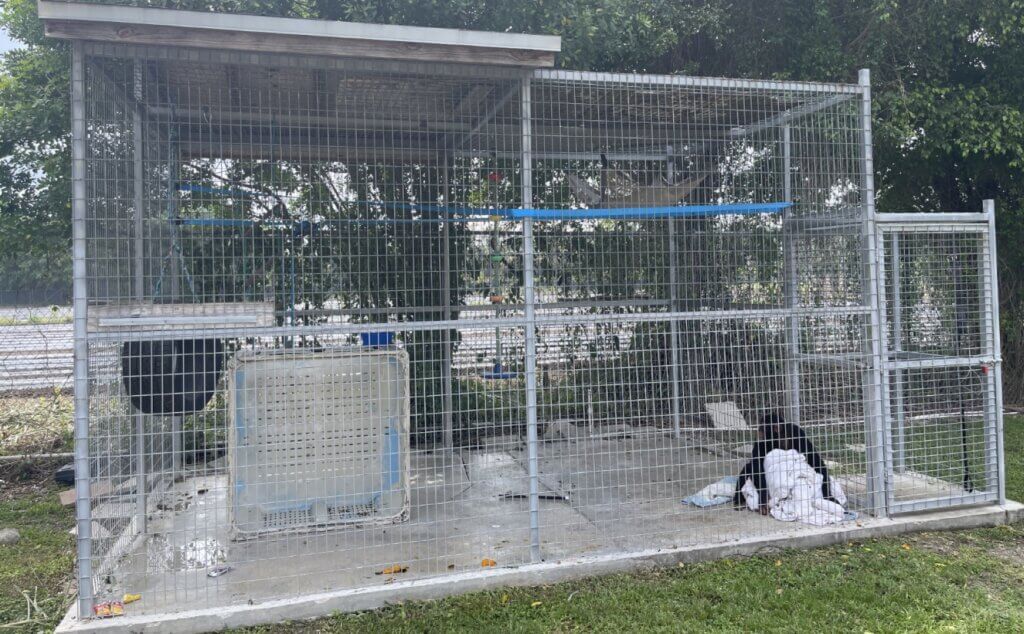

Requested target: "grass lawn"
[
  {"left": 0, "top": 417, "right": 1021, "bottom": 631},
  {"left": 0, "top": 461, "right": 74, "bottom": 631}
]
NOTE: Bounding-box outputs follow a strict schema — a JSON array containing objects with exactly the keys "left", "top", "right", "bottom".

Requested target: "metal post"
[
  {"left": 441, "top": 157, "right": 454, "bottom": 451},
  {"left": 171, "top": 414, "right": 182, "bottom": 479},
  {"left": 983, "top": 199, "right": 1005, "bottom": 504},
  {"left": 859, "top": 69, "right": 890, "bottom": 518},
  {"left": 71, "top": 42, "right": 95, "bottom": 618},
  {"left": 166, "top": 118, "right": 182, "bottom": 479},
  {"left": 891, "top": 232, "right": 906, "bottom": 472},
  {"left": 132, "top": 62, "right": 145, "bottom": 302},
  {"left": 875, "top": 228, "right": 895, "bottom": 511},
  {"left": 782, "top": 125, "right": 801, "bottom": 424},
  {"left": 132, "top": 59, "right": 147, "bottom": 532},
  {"left": 666, "top": 145, "right": 682, "bottom": 438},
  {"left": 167, "top": 127, "right": 180, "bottom": 301},
  {"left": 521, "top": 75, "right": 541, "bottom": 562}
]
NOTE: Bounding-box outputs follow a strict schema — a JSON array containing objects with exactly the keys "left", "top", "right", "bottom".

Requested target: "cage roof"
[{"left": 38, "top": 0, "right": 561, "bottom": 67}]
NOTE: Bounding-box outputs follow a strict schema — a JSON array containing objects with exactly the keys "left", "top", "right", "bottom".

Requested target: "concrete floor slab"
[
  {"left": 58, "top": 434, "right": 1018, "bottom": 633},
  {"left": 58, "top": 500, "right": 1024, "bottom": 633}
]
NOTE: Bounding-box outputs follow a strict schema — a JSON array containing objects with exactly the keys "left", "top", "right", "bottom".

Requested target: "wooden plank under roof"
[{"left": 38, "top": 0, "right": 561, "bottom": 68}]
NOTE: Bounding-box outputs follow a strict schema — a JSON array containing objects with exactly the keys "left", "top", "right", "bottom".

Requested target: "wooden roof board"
[{"left": 39, "top": 1, "right": 560, "bottom": 67}]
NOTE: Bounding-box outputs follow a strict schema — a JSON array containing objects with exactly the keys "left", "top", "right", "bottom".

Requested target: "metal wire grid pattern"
[
  {"left": 65, "top": 41, "right": 1002, "bottom": 618},
  {"left": 878, "top": 221, "right": 1002, "bottom": 512}
]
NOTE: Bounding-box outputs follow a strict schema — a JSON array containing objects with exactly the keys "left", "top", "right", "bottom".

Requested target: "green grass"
[
  {"left": 0, "top": 314, "right": 72, "bottom": 327},
  {"left": 1004, "top": 414, "right": 1024, "bottom": 502},
  {"left": 0, "top": 474, "right": 74, "bottom": 630},
  {"left": 0, "top": 417, "right": 1021, "bottom": 631}
]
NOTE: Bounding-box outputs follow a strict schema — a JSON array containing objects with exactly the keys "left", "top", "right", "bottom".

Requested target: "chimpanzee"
[{"left": 733, "top": 412, "right": 834, "bottom": 514}]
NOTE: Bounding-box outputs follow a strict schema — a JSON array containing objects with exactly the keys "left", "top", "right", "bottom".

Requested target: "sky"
[{"left": 1, "top": 26, "right": 18, "bottom": 54}]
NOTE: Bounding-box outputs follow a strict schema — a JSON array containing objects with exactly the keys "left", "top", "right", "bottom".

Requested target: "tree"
[
  {"left": 2, "top": 0, "right": 1022, "bottom": 397},
  {"left": 0, "top": 0, "right": 70, "bottom": 302}
]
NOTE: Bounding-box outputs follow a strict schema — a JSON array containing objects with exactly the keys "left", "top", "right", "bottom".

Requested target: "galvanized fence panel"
[
  {"left": 57, "top": 39, "right": 1001, "bottom": 620},
  {"left": 876, "top": 210, "right": 1003, "bottom": 513}
]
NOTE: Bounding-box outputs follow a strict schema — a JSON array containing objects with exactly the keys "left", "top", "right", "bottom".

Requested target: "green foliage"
[
  {"left": 0, "top": 0, "right": 70, "bottom": 297},
  {"left": 2, "top": 0, "right": 1023, "bottom": 398}
]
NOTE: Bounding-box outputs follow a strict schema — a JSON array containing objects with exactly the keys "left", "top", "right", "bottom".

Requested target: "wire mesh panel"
[
  {"left": 878, "top": 221, "right": 1001, "bottom": 512},
  {"left": 63, "top": 33, "right": 1003, "bottom": 622},
  {"left": 75, "top": 42, "right": 540, "bottom": 614},
  {"left": 530, "top": 315, "right": 871, "bottom": 557}
]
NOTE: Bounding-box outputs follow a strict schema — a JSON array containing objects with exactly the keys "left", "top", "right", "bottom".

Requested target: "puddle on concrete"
[
  {"left": 155, "top": 492, "right": 193, "bottom": 513},
  {"left": 148, "top": 535, "right": 227, "bottom": 572},
  {"left": 183, "top": 538, "right": 226, "bottom": 568}
]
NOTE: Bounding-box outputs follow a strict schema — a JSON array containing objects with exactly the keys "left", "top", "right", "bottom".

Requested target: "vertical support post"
[
  {"left": 171, "top": 416, "right": 182, "bottom": 478},
  {"left": 71, "top": 42, "right": 95, "bottom": 618},
  {"left": 983, "top": 199, "right": 1005, "bottom": 504},
  {"left": 166, "top": 119, "right": 182, "bottom": 478},
  {"left": 666, "top": 145, "right": 681, "bottom": 439},
  {"left": 891, "top": 232, "right": 906, "bottom": 473},
  {"left": 164, "top": 115, "right": 183, "bottom": 481},
  {"left": 131, "top": 59, "right": 147, "bottom": 533},
  {"left": 441, "top": 157, "right": 454, "bottom": 452},
  {"left": 132, "top": 62, "right": 145, "bottom": 301},
  {"left": 167, "top": 127, "right": 180, "bottom": 301},
  {"left": 781, "top": 125, "right": 801, "bottom": 424},
  {"left": 859, "top": 69, "right": 889, "bottom": 518},
  {"left": 520, "top": 74, "right": 541, "bottom": 563}
]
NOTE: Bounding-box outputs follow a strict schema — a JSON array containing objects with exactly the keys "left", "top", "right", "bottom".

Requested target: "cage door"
[{"left": 876, "top": 209, "right": 1003, "bottom": 513}]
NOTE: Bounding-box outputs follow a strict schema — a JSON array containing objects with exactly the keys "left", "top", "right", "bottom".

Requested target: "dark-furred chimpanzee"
[{"left": 733, "top": 412, "right": 834, "bottom": 514}]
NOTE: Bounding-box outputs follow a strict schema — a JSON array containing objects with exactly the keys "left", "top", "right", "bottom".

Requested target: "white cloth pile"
[{"left": 740, "top": 448, "right": 848, "bottom": 526}]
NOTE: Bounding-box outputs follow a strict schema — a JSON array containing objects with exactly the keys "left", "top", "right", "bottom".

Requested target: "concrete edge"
[{"left": 57, "top": 500, "right": 1024, "bottom": 633}]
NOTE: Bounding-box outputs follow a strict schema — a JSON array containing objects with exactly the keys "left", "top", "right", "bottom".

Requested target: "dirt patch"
[
  {"left": 982, "top": 539, "right": 1024, "bottom": 565},
  {"left": 906, "top": 531, "right": 965, "bottom": 557},
  {"left": 907, "top": 527, "right": 1024, "bottom": 565},
  {"left": 0, "top": 457, "right": 65, "bottom": 501}
]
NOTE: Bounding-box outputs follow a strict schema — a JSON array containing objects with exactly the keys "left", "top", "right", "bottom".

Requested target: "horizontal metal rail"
[
  {"left": 882, "top": 355, "right": 996, "bottom": 371},
  {"left": 876, "top": 212, "right": 991, "bottom": 224},
  {"left": 533, "top": 68, "right": 862, "bottom": 94},
  {"left": 175, "top": 202, "right": 791, "bottom": 226},
  {"left": 84, "top": 304, "right": 873, "bottom": 342}
]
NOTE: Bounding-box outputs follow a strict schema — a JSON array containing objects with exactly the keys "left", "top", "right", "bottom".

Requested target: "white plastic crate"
[{"left": 228, "top": 347, "right": 410, "bottom": 538}]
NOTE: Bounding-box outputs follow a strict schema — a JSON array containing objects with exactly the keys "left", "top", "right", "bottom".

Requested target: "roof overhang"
[{"left": 38, "top": 1, "right": 561, "bottom": 67}]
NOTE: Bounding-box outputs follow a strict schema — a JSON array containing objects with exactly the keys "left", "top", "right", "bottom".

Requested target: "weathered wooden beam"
[{"left": 43, "top": 19, "right": 557, "bottom": 67}]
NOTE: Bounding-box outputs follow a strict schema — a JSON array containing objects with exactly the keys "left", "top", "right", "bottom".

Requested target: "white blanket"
[{"left": 740, "top": 448, "right": 848, "bottom": 526}]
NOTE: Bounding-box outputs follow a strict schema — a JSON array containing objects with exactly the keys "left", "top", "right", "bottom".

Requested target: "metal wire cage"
[{"left": 63, "top": 29, "right": 1004, "bottom": 623}]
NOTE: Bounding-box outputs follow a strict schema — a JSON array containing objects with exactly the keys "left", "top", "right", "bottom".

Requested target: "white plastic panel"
[{"left": 228, "top": 347, "right": 409, "bottom": 537}]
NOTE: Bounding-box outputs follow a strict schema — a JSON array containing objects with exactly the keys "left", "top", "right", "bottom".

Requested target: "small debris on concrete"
[
  {"left": 94, "top": 601, "right": 124, "bottom": 618},
  {"left": 0, "top": 528, "right": 20, "bottom": 545}
]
